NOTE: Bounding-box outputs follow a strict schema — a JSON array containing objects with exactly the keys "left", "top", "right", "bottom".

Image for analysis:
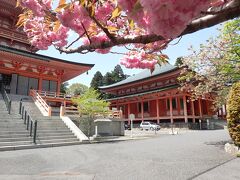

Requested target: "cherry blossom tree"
[
  {"left": 179, "top": 18, "right": 240, "bottom": 108},
  {"left": 17, "top": 0, "right": 240, "bottom": 69}
]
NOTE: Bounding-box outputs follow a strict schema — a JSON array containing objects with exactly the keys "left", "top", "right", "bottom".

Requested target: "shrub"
[{"left": 227, "top": 82, "right": 240, "bottom": 147}]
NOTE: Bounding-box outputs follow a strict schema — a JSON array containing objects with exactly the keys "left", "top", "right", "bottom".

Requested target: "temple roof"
[
  {"left": 99, "top": 63, "right": 178, "bottom": 90},
  {"left": 0, "top": 45, "right": 94, "bottom": 67},
  {"left": 0, "top": 45, "right": 94, "bottom": 81}
]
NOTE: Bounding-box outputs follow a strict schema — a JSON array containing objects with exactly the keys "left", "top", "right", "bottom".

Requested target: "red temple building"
[
  {"left": 0, "top": 0, "right": 93, "bottom": 98},
  {"left": 100, "top": 64, "right": 217, "bottom": 124}
]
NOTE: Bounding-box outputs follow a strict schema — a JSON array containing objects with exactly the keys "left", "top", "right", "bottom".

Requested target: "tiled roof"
[
  {"left": 99, "top": 63, "right": 178, "bottom": 89},
  {"left": 0, "top": 45, "right": 94, "bottom": 67},
  {"left": 106, "top": 84, "right": 179, "bottom": 101}
]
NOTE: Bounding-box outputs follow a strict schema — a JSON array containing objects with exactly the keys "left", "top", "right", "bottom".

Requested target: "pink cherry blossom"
[{"left": 17, "top": 0, "right": 232, "bottom": 69}]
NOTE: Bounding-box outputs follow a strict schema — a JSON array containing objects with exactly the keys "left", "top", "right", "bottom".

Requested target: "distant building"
[{"left": 100, "top": 64, "right": 216, "bottom": 124}]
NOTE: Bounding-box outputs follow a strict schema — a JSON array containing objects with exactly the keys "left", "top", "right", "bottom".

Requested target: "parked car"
[{"left": 140, "top": 122, "right": 160, "bottom": 131}]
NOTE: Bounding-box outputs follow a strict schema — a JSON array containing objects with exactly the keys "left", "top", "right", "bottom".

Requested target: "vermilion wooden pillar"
[
  {"left": 57, "top": 79, "right": 61, "bottom": 95},
  {"left": 198, "top": 99, "right": 203, "bottom": 118},
  {"left": 128, "top": 103, "right": 130, "bottom": 125},
  {"left": 191, "top": 100, "right": 195, "bottom": 123},
  {"left": 169, "top": 97, "right": 173, "bottom": 123},
  {"left": 183, "top": 96, "right": 188, "bottom": 123},
  {"left": 206, "top": 100, "right": 209, "bottom": 116},
  {"left": 141, "top": 100, "right": 144, "bottom": 122},
  {"left": 156, "top": 99, "right": 160, "bottom": 124},
  {"left": 177, "top": 97, "right": 181, "bottom": 116}
]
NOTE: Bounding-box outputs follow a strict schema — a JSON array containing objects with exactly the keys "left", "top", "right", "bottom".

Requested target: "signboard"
[{"left": 129, "top": 114, "right": 135, "bottom": 120}]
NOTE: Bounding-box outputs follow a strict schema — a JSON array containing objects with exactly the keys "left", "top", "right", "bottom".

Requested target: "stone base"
[{"left": 225, "top": 143, "right": 240, "bottom": 155}]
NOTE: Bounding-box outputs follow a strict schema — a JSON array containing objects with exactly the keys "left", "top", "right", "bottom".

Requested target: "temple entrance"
[
  {"left": 16, "top": 75, "right": 38, "bottom": 95},
  {"left": 0, "top": 73, "right": 12, "bottom": 93}
]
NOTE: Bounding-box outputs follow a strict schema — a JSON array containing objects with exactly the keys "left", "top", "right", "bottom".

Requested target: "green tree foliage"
[
  {"left": 227, "top": 82, "right": 240, "bottom": 147},
  {"left": 72, "top": 88, "right": 110, "bottom": 118},
  {"left": 67, "top": 83, "right": 88, "bottom": 96},
  {"left": 90, "top": 71, "right": 103, "bottom": 90},
  {"left": 60, "top": 82, "right": 69, "bottom": 93},
  {"left": 90, "top": 64, "right": 128, "bottom": 99},
  {"left": 174, "top": 57, "right": 184, "bottom": 67},
  {"left": 72, "top": 88, "right": 110, "bottom": 137},
  {"left": 103, "top": 72, "right": 115, "bottom": 85},
  {"left": 111, "top": 64, "right": 126, "bottom": 83}
]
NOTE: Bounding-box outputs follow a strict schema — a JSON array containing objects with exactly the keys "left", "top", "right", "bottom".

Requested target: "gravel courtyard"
[{"left": 0, "top": 129, "right": 239, "bottom": 180}]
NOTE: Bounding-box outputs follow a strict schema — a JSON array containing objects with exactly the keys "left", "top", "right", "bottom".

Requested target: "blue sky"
[{"left": 38, "top": 25, "right": 221, "bottom": 87}]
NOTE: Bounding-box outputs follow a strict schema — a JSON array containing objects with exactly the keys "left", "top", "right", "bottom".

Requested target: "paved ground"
[{"left": 0, "top": 129, "right": 239, "bottom": 180}]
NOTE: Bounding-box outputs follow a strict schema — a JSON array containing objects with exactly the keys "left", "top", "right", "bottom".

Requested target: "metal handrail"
[
  {"left": 0, "top": 83, "right": 11, "bottom": 114},
  {"left": 19, "top": 100, "right": 38, "bottom": 144}
]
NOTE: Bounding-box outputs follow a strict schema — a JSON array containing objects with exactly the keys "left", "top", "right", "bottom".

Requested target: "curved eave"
[
  {"left": 0, "top": 45, "right": 94, "bottom": 81},
  {"left": 99, "top": 65, "right": 179, "bottom": 91}
]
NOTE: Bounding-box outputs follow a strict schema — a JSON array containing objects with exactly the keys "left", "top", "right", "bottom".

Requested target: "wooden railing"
[
  {"left": 35, "top": 90, "right": 72, "bottom": 100},
  {"left": 29, "top": 89, "right": 52, "bottom": 116},
  {"left": 60, "top": 105, "right": 123, "bottom": 119},
  {"left": 60, "top": 105, "right": 79, "bottom": 116}
]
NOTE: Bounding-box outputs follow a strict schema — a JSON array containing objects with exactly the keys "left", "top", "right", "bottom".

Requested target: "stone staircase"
[
  {"left": 0, "top": 94, "right": 83, "bottom": 151},
  {"left": 0, "top": 94, "right": 34, "bottom": 150}
]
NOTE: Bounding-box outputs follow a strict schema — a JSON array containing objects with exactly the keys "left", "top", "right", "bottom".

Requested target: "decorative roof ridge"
[{"left": 0, "top": 45, "right": 94, "bottom": 67}]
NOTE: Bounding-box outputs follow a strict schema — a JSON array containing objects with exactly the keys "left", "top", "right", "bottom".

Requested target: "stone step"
[
  {"left": 0, "top": 140, "right": 34, "bottom": 147},
  {"left": 0, "top": 115, "right": 21, "bottom": 118},
  {"left": 36, "top": 132, "right": 74, "bottom": 137},
  {"left": 36, "top": 129, "right": 72, "bottom": 133},
  {"left": 0, "top": 126, "right": 27, "bottom": 131},
  {"left": 0, "top": 120, "right": 22, "bottom": 123},
  {"left": 36, "top": 127, "right": 70, "bottom": 131},
  {"left": 0, "top": 134, "right": 30, "bottom": 138},
  {"left": 37, "top": 135, "right": 76, "bottom": 140},
  {"left": 0, "top": 137, "right": 32, "bottom": 142},
  {"left": 27, "top": 116, "right": 61, "bottom": 119},
  {"left": 38, "top": 138, "right": 79, "bottom": 144},
  {"left": 36, "top": 126, "right": 67, "bottom": 129},
  {"left": 0, "top": 121, "right": 25, "bottom": 127},
  {"left": 0, "top": 128, "right": 27, "bottom": 132},
  {"left": 0, "top": 131, "right": 30, "bottom": 135}
]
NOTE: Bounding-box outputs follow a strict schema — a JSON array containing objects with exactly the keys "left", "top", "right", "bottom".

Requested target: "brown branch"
[
  {"left": 66, "top": 32, "right": 85, "bottom": 49},
  {"left": 90, "top": 15, "right": 116, "bottom": 42},
  {"left": 59, "top": 0, "right": 240, "bottom": 54},
  {"left": 181, "top": 0, "right": 240, "bottom": 36}
]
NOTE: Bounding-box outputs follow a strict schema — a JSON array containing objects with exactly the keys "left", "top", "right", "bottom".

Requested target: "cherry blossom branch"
[
  {"left": 59, "top": 0, "right": 240, "bottom": 54},
  {"left": 90, "top": 15, "right": 116, "bottom": 42}
]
